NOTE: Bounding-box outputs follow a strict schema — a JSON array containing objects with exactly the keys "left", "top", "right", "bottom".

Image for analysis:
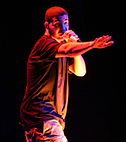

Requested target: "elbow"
[
  {"left": 81, "top": 70, "right": 87, "bottom": 77},
  {"left": 75, "top": 69, "right": 87, "bottom": 77}
]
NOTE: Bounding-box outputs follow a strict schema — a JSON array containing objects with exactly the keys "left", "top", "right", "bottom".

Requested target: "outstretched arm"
[
  {"left": 55, "top": 35, "right": 114, "bottom": 58},
  {"left": 55, "top": 31, "right": 114, "bottom": 76}
]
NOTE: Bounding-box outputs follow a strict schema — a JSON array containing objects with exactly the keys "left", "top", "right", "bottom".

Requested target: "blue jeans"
[{"left": 25, "top": 120, "right": 68, "bottom": 142}]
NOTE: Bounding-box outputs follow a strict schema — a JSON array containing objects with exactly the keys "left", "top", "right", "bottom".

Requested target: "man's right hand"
[{"left": 62, "top": 30, "right": 80, "bottom": 42}]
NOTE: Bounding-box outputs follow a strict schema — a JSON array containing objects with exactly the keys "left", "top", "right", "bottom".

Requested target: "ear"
[{"left": 44, "top": 21, "right": 49, "bottom": 29}]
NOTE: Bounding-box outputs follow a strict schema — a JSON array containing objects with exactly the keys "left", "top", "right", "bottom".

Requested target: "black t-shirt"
[{"left": 20, "top": 35, "right": 71, "bottom": 129}]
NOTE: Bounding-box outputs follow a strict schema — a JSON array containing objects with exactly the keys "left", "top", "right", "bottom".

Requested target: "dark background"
[{"left": 0, "top": 1, "right": 123, "bottom": 142}]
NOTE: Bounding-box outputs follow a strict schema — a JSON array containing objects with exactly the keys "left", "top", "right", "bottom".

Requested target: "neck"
[
  {"left": 44, "top": 30, "right": 64, "bottom": 43},
  {"left": 44, "top": 30, "right": 50, "bottom": 37}
]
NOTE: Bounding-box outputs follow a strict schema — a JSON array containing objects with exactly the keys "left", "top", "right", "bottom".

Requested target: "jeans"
[{"left": 25, "top": 119, "right": 68, "bottom": 142}]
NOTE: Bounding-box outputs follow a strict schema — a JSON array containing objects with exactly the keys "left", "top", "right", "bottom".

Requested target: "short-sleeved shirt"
[{"left": 20, "top": 35, "right": 71, "bottom": 130}]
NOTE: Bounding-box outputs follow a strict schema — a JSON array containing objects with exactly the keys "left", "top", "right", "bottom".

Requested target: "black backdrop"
[{"left": 0, "top": 1, "right": 123, "bottom": 142}]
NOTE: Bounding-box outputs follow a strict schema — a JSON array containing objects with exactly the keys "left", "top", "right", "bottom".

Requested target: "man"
[{"left": 20, "top": 6, "right": 114, "bottom": 142}]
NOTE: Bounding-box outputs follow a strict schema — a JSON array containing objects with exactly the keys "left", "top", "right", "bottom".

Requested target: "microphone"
[{"left": 70, "top": 36, "right": 82, "bottom": 42}]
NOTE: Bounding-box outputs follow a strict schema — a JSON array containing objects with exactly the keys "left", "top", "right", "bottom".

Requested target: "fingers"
[
  {"left": 103, "top": 41, "right": 114, "bottom": 48},
  {"left": 94, "top": 35, "right": 114, "bottom": 49},
  {"left": 62, "top": 30, "right": 80, "bottom": 42},
  {"left": 97, "top": 35, "right": 111, "bottom": 43},
  {"left": 64, "top": 30, "right": 78, "bottom": 38},
  {"left": 103, "top": 35, "right": 112, "bottom": 43},
  {"left": 102, "top": 35, "right": 114, "bottom": 48}
]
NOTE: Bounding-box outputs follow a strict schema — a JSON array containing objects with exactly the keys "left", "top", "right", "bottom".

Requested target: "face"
[{"left": 47, "top": 14, "right": 69, "bottom": 39}]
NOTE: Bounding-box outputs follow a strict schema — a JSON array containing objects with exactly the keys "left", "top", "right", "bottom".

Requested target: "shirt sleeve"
[
  {"left": 36, "top": 36, "right": 62, "bottom": 60},
  {"left": 29, "top": 36, "right": 63, "bottom": 63}
]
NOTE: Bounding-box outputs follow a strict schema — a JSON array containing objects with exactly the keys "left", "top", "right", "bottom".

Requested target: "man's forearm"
[
  {"left": 55, "top": 41, "right": 94, "bottom": 58},
  {"left": 55, "top": 35, "right": 114, "bottom": 58},
  {"left": 69, "top": 55, "right": 86, "bottom": 76}
]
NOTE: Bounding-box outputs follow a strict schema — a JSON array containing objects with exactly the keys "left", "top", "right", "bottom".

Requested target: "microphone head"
[{"left": 70, "top": 36, "right": 82, "bottom": 42}]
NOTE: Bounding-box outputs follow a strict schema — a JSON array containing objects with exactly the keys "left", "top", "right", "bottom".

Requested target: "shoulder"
[
  {"left": 34, "top": 35, "right": 62, "bottom": 50},
  {"left": 30, "top": 35, "right": 63, "bottom": 59},
  {"left": 39, "top": 35, "right": 59, "bottom": 44}
]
